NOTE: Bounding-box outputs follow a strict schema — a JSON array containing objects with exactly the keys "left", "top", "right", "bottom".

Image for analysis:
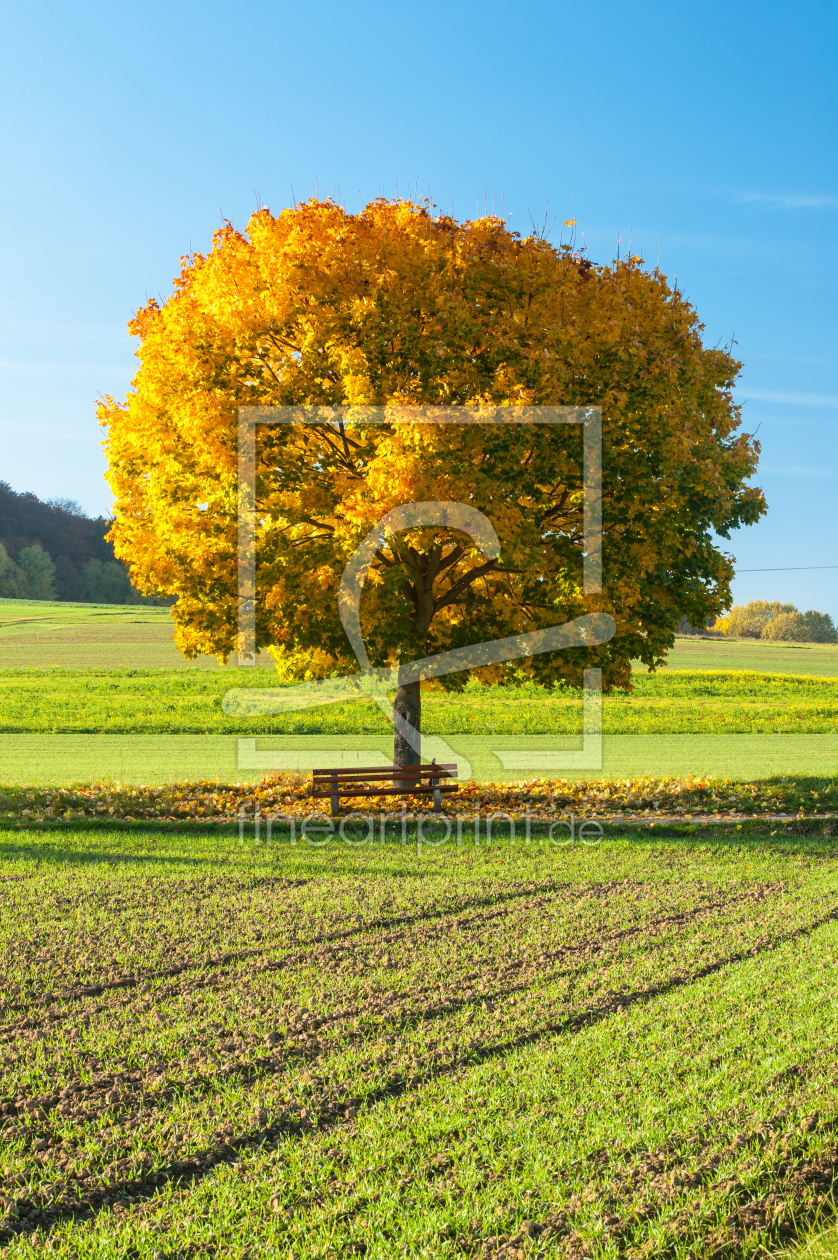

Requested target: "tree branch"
[
  {"left": 433, "top": 558, "right": 498, "bottom": 613},
  {"left": 299, "top": 516, "right": 335, "bottom": 535},
  {"left": 436, "top": 544, "right": 465, "bottom": 574}
]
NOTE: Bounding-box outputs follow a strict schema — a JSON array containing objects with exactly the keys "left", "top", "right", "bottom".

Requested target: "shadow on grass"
[
  {"left": 13, "top": 891, "right": 838, "bottom": 1254},
  {"left": 0, "top": 817, "right": 835, "bottom": 874},
  {"left": 0, "top": 820, "right": 432, "bottom": 876}
]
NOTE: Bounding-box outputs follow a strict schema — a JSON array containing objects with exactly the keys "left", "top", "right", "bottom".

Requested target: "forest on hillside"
[{"left": 0, "top": 481, "right": 168, "bottom": 604}]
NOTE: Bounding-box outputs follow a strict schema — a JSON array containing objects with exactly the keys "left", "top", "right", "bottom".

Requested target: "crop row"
[{"left": 0, "top": 833, "right": 836, "bottom": 1256}]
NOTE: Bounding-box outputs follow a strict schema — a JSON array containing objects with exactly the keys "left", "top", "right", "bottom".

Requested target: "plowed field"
[{"left": 0, "top": 827, "right": 837, "bottom": 1257}]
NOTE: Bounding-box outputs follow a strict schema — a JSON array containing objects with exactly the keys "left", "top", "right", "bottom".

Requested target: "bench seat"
[{"left": 311, "top": 763, "right": 458, "bottom": 816}]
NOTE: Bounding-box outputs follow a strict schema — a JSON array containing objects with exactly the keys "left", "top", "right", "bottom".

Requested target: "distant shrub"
[
  {"left": 802, "top": 609, "right": 838, "bottom": 642},
  {"left": 714, "top": 600, "right": 796, "bottom": 638},
  {"left": 53, "top": 554, "right": 87, "bottom": 601},
  {"left": 762, "top": 611, "right": 810, "bottom": 641},
  {"left": 677, "top": 616, "right": 715, "bottom": 635},
  {"left": 763, "top": 609, "right": 838, "bottom": 643},
  {"left": 83, "top": 558, "right": 132, "bottom": 604},
  {"left": 0, "top": 543, "right": 26, "bottom": 598},
  {"left": 17, "top": 544, "right": 56, "bottom": 600}
]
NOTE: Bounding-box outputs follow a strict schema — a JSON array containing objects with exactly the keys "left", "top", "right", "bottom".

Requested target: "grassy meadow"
[
  {"left": 1, "top": 605, "right": 838, "bottom": 1257},
  {"left": 1, "top": 668, "right": 838, "bottom": 735},
  {"left": 0, "top": 601, "right": 269, "bottom": 671},
  {"left": 645, "top": 636, "right": 838, "bottom": 679},
  {"left": 2, "top": 731, "right": 838, "bottom": 787},
  {"left": 3, "top": 599, "right": 838, "bottom": 738},
  {"left": 4, "top": 598, "right": 838, "bottom": 677},
  {"left": 0, "top": 823, "right": 836, "bottom": 1258},
  {"left": 1, "top": 597, "right": 838, "bottom": 784}
]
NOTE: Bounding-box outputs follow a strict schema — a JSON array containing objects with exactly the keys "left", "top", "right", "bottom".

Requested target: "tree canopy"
[
  {"left": 716, "top": 600, "right": 837, "bottom": 643},
  {"left": 101, "top": 197, "right": 765, "bottom": 745}
]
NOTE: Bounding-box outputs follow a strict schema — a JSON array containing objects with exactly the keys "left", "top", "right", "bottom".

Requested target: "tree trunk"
[{"left": 393, "top": 678, "right": 421, "bottom": 773}]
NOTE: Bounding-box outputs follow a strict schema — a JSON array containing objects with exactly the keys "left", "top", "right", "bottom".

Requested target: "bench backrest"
[{"left": 312, "top": 764, "right": 457, "bottom": 787}]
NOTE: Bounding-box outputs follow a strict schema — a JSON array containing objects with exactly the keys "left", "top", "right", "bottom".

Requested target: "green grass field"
[
  {"left": 3, "top": 609, "right": 838, "bottom": 1256},
  {"left": 0, "top": 822, "right": 837, "bottom": 1257},
  {"left": 1, "top": 668, "right": 838, "bottom": 734},
  {"left": 0, "top": 601, "right": 274, "bottom": 671},
  {"left": 4, "top": 598, "right": 838, "bottom": 677},
  {"left": 0, "top": 732, "right": 836, "bottom": 786},
  {"left": 649, "top": 636, "right": 838, "bottom": 678},
  {"left": 785, "top": 1229, "right": 838, "bottom": 1259},
  {"left": 1, "top": 599, "right": 837, "bottom": 785}
]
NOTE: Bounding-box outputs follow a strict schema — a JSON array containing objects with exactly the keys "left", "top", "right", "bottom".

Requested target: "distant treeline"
[
  {"left": 0, "top": 481, "right": 168, "bottom": 604},
  {"left": 714, "top": 600, "right": 838, "bottom": 643}
]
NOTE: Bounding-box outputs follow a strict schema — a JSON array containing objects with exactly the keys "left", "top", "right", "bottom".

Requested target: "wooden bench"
[{"left": 312, "top": 763, "right": 458, "bottom": 817}]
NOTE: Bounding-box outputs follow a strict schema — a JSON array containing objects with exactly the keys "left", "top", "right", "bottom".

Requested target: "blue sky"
[{"left": 1, "top": 0, "right": 836, "bottom": 611}]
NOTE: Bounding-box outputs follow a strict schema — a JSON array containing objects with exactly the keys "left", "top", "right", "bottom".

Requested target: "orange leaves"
[
  {"left": 102, "top": 196, "right": 765, "bottom": 681},
  {"left": 1, "top": 773, "right": 820, "bottom": 824}
]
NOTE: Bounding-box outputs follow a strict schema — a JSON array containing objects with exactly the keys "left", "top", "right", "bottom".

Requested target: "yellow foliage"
[
  {"left": 100, "top": 197, "right": 765, "bottom": 690},
  {"left": 714, "top": 600, "right": 796, "bottom": 638},
  {"left": 762, "top": 609, "right": 838, "bottom": 643}
]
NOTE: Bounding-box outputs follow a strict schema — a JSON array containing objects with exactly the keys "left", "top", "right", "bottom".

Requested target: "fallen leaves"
[{"left": 1, "top": 771, "right": 836, "bottom": 824}]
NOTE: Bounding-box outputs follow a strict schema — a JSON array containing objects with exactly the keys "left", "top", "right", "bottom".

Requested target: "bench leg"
[
  {"left": 433, "top": 786, "right": 442, "bottom": 814},
  {"left": 331, "top": 783, "right": 339, "bottom": 818}
]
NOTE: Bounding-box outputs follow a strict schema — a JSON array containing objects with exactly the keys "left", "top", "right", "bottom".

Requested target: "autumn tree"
[
  {"left": 718, "top": 601, "right": 838, "bottom": 643},
  {"left": 100, "top": 197, "right": 766, "bottom": 765},
  {"left": 714, "top": 599, "right": 795, "bottom": 638}
]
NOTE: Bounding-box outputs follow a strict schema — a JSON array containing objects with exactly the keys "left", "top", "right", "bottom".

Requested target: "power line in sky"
[{"left": 737, "top": 565, "right": 838, "bottom": 573}]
